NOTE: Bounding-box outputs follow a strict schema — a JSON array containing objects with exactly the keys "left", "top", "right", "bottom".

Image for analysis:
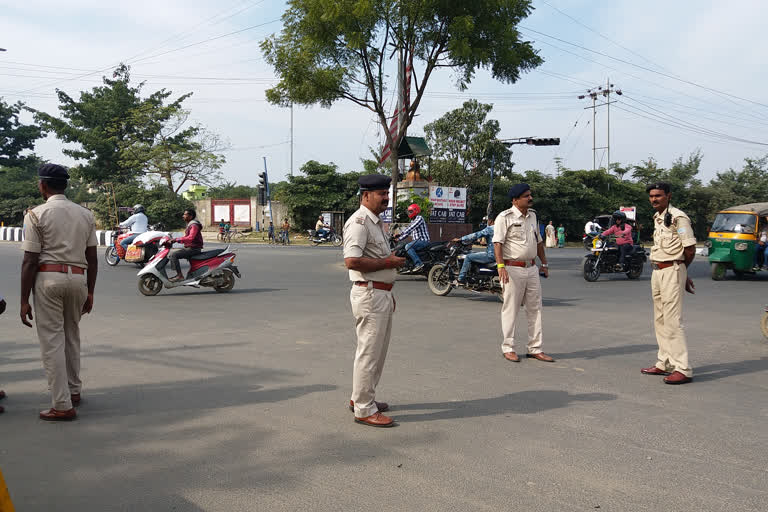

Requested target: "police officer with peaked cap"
[
  {"left": 20, "top": 163, "right": 99, "bottom": 421},
  {"left": 343, "top": 174, "right": 405, "bottom": 427},
  {"left": 492, "top": 183, "right": 555, "bottom": 363}
]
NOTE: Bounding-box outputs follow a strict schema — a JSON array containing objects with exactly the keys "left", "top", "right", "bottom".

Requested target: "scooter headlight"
[{"left": 735, "top": 242, "right": 748, "bottom": 251}]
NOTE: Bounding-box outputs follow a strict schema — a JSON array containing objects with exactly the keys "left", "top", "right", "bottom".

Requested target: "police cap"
[
  {"left": 38, "top": 163, "right": 70, "bottom": 181},
  {"left": 358, "top": 174, "right": 391, "bottom": 191},
  {"left": 508, "top": 183, "right": 531, "bottom": 199}
]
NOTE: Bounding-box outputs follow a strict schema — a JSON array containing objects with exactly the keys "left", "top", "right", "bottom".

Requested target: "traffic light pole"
[{"left": 262, "top": 157, "right": 273, "bottom": 225}]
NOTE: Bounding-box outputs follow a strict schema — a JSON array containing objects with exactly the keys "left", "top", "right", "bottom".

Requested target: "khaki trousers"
[
  {"left": 651, "top": 263, "right": 692, "bottom": 377},
  {"left": 500, "top": 265, "right": 543, "bottom": 354},
  {"left": 33, "top": 270, "right": 88, "bottom": 410},
  {"left": 350, "top": 284, "right": 394, "bottom": 418}
]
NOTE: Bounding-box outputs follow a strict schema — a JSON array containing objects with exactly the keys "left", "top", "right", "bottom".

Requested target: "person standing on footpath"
[
  {"left": 343, "top": 175, "right": 405, "bottom": 427},
  {"left": 493, "top": 184, "right": 555, "bottom": 363},
  {"left": 20, "top": 163, "right": 98, "bottom": 421},
  {"left": 641, "top": 182, "right": 697, "bottom": 385},
  {"left": 0, "top": 293, "right": 6, "bottom": 414}
]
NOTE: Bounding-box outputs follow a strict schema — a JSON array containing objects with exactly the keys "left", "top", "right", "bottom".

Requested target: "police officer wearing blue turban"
[{"left": 492, "top": 183, "right": 555, "bottom": 363}]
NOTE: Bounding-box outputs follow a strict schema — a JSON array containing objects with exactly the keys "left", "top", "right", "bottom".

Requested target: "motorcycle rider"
[
  {"left": 601, "top": 211, "right": 633, "bottom": 271},
  {"left": 315, "top": 215, "right": 330, "bottom": 239},
  {"left": 452, "top": 214, "right": 495, "bottom": 285},
  {"left": 118, "top": 204, "right": 148, "bottom": 252},
  {"left": 168, "top": 208, "right": 203, "bottom": 282},
  {"left": 584, "top": 218, "right": 601, "bottom": 236},
  {"left": 395, "top": 203, "right": 430, "bottom": 272}
]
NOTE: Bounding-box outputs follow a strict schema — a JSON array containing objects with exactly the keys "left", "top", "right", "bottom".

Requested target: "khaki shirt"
[
  {"left": 492, "top": 206, "right": 542, "bottom": 261},
  {"left": 343, "top": 205, "right": 396, "bottom": 283},
  {"left": 22, "top": 194, "right": 98, "bottom": 268},
  {"left": 650, "top": 205, "right": 696, "bottom": 262}
]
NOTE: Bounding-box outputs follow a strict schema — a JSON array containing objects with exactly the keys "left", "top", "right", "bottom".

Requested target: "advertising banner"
[
  {"left": 620, "top": 206, "right": 637, "bottom": 220},
  {"left": 429, "top": 185, "right": 467, "bottom": 224}
]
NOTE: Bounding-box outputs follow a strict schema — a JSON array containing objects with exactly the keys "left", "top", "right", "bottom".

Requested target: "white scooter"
[{"left": 136, "top": 235, "right": 241, "bottom": 296}]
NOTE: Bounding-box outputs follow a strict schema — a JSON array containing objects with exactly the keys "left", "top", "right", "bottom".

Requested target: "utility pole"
[
  {"left": 290, "top": 103, "right": 294, "bottom": 177},
  {"left": 579, "top": 82, "right": 622, "bottom": 171}
]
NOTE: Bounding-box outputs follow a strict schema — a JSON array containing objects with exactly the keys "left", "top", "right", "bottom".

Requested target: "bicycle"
[{"left": 276, "top": 230, "right": 290, "bottom": 245}]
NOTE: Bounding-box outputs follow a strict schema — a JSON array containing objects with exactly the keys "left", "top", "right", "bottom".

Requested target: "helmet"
[
  {"left": 407, "top": 203, "right": 421, "bottom": 219},
  {"left": 133, "top": 204, "right": 145, "bottom": 214},
  {"left": 612, "top": 210, "right": 626, "bottom": 222}
]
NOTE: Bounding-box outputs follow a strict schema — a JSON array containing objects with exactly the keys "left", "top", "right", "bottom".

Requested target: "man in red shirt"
[
  {"left": 169, "top": 208, "right": 203, "bottom": 281},
  {"left": 601, "top": 210, "right": 633, "bottom": 271}
]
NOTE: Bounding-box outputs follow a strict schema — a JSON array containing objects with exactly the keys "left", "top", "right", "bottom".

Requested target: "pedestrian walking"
[
  {"left": 545, "top": 221, "right": 556, "bottom": 248},
  {"left": 20, "top": 163, "right": 98, "bottom": 421},
  {"left": 557, "top": 224, "right": 566, "bottom": 248},
  {"left": 343, "top": 174, "right": 405, "bottom": 427},
  {"left": 493, "top": 183, "right": 554, "bottom": 363},
  {"left": 641, "top": 182, "right": 697, "bottom": 385}
]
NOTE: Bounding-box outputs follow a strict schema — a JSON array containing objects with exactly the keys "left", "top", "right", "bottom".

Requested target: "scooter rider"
[
  {"left": 315, "top": 215, "right": 330, "bottom": 238},
  {"left": 395, "top": 203, "right": 430, "bottom": 272},
  {"left": 601, "top": 211, "right": 633, "bottom": 271},
  {"left": 452, "top": 214, "right": 495, "bottom": 285},
  {"left": 168, "top": 209, "right": 203, "bottom": 282},
  {"left": 118, "top": 204, "right": 148, "bottom": 252}
]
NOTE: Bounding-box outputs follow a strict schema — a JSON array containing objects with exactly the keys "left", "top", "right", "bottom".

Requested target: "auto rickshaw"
[{"left": 706, "top": 202, "right": 768, "bottom": 280}]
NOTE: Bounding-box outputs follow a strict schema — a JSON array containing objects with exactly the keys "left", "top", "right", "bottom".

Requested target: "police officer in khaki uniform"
[
  {"left": 20, "top": 164, "right": 98, "bottom": 420},
  {"left": 493, "top": 184, "right": 555, "bottom": 363},
  {"left": 343, "top": 175, "right": 405, "bottom": 427},
  {"left": 641, "top": 182, "right": 696, "bottom": 384}
]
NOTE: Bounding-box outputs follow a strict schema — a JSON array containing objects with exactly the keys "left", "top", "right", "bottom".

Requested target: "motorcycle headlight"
[
  {"left": 735, "top": 242, "right": 748, "bottom": 251},
  {"left": 595, "top": 240, "right": 603, "bottom": 248}
]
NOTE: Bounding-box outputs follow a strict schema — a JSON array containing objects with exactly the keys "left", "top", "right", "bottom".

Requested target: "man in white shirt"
[
  {"left": 118, "top": 204, "right": 149, "bottom": 251},
  {"left": 584, "top": 219, "right": 602, "bottom": 236}
]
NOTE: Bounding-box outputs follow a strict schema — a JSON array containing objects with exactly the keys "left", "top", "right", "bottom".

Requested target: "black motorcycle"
[
  {"left": 389, "top": 235, "right": 449, "bottom": 277},
  {"left": 583, "top": 235, "right": 647, "bottom": 281},
  {"left": 307, "top": 227, "right": 342, "bottom": 246},
  {"left": 427, "top": 242, "right": 502, "bottom": 299}
]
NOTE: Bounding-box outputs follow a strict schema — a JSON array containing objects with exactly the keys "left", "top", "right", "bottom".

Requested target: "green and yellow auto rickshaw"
[{"left": 707, "top": 202, "right": 768, "bottom": 280}]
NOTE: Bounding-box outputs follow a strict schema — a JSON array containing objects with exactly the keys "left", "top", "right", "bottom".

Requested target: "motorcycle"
[
  {"left": 762, "top": 305, "right": 768, "bottom": 340},
  {"left": 427, "top": 242, "right": 502, "bottom": 299},
  {"left": 583, "top": 235, "right": 647, "bottom": 282},
  {"left": 136, "top": 235, "right": 241, "bottom": 296},
  {"left": 307, "top": 227, "right": 342, "bottom": 246},
  {"left": 105, "top": 226, "right": 166, "bottom": 267},
  {"left": 389, "top": 234, "right": 449, "bottom": 277}
]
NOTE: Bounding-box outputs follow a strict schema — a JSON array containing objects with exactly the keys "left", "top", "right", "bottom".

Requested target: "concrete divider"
[
  {"left": 12, "top": 228, "right": 22, "bottom": 241},
  {"left": 0, "top": 227, "right": 6, "bottom": 241}
]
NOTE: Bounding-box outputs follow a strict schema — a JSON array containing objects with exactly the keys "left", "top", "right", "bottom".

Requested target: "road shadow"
[
  {"left": 162, "top": 287, "right": 286, "bottom": 296},
  {"left": 692, "top": 356, "right": 768, "bottom": 382},
  {"left": 554, "top": 343, "right": 657, "bottom": 360},
  {"left": 542, "top": 296, "right": 581, "bottom": 307},
  {"left": 394, "top": 390, "right": 616, "bottom": 422}
]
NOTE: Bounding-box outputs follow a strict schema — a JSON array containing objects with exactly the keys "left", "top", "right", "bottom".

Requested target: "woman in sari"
[
  {"left": 557, "top": 224, "right": 566, "bottom": 248},
  {"left": 545, "top": 221, "right": 556, "bottom": 248}
]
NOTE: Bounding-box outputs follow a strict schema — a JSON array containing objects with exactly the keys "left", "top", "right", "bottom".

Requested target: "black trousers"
[
  {"left": 169, "top": 247, "right": 201, "bottom": 275},
  {"left": 618, "top": 244, "right": 632, "bottom": 266}
]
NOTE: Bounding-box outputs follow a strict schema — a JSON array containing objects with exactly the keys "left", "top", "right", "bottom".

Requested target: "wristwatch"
[{"left": 541, "top": 263, "right": 549, "bottom": 268}]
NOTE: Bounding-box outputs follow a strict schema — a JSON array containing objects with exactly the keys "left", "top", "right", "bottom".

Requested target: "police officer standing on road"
[
  {"left": 641, "top": 182, "right": 696, "bottom": 385},
  {"left": 493, "top": 184, "right": 555, "bottom": 363},
  {"left": 343, "top": 175, "right": 405, "bottom": 428},
  {"left": 20, "top": 163, "right": 98, "bottom": 421}
]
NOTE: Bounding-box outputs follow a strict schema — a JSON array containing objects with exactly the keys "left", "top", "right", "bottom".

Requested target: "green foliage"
[
  {"left": 208, "top": 181, "right": 260, "bottom": 199},
  {"left": 262, "top": 0, "right": 542, "bottom": 178},
  {"left": 394, "top": 194, "right": 432, "bottom": 224},
  {"left": 33, "top": 64, "right": 193, "bottom": 185},
  {"left": 274, "top": 160, "right": 361, "bottom": 229},
  {"left": 90, "top": 183, "right": 192, "bottom": 230},
  {"left": 0, "top": 98, "right": 44, "bottom": 169}
]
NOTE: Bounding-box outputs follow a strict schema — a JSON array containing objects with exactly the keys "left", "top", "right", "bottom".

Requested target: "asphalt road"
[{"left": 1, "top": 242, "right": 766, "bottom": 511}]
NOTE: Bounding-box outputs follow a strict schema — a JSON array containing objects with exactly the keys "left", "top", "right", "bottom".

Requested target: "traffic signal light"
[
  {"left": 526, "top": 138, "right": 560, "bottom": 146},
  {"left": 258, "top": 171, "right": 268, "bottom": 188},
  {"left": 257, "top": 186, "right": 266, "bottom": 206}
]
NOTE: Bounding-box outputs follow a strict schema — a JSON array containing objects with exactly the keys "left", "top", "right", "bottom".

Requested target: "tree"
[
  {"left": 34, "top": 64, "right": 192, "bottom": 184},
  {"left": 119, "top": 109, "right": 227, "bottom": 194},
  {"left": 209, "top": 181, "right": 260, "bottom": 199},
  {"left": 261, "top": 0, "right": 542, "bottom": 211},
  {"left": 89, "top": 183, "right": 193, "bottom": 229},
  {"left": 274, "top": 160, "right": 361, "bottom": 228},
  {"left": 0, "top": 98, "right": 44, "bottom": 169}
]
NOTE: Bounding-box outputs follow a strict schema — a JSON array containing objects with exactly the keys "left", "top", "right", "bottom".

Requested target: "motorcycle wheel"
[
  {"left": 138, "top": 274, "right": 163, "bottom": 296},
  {"left": 214, "top": 269, "right": 236, "bottom": 293},
  {"left": 427, "top": 263, "right": 453, "bottom": 296},
  {"left": 583, "top": 257, "right": 600, "bottom": 282},
  {"left": 105, "top": 246, "right": 120, "bottom": 266},
  {"left": 710, "top": 262, "right": 727, "bottom": 281},
  {"left": 762, "top": 312, "right": 768, "bottom": 340},
  {"left": 626, "top": 262, "right": 643, "bottom": 279},
  {"left": 332, "top": 234, "right": 343, "bottom": 247}
]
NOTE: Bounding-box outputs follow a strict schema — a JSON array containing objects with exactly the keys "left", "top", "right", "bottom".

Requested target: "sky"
[{"left": 2, "top": 0, "right": 767, "bottom": 189}]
